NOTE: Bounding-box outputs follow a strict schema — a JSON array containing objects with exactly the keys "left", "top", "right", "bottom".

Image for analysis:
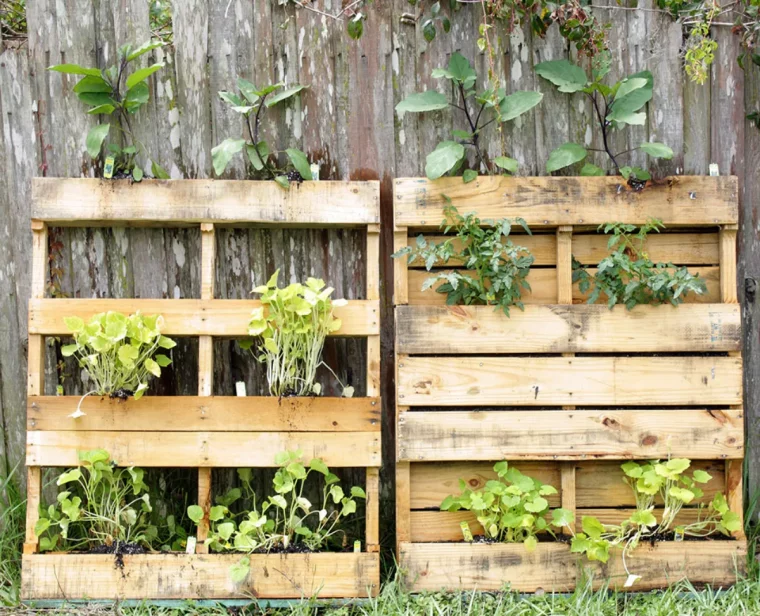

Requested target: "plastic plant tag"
[
  {"left": 186, "top": 536, "right": 197, "bottom": 554},
  {"left": 235, "top": 381, "right": 246, "bottom": 397},
  {"left": 674, "top": 528, "right": 685, "bottom": 542},
  {"left": 56, "top": 385, "right": 64, "bottom": 396},
  {"left": 310, "top": 163, "right": 320, "bottom": 180},
  {"left": 104, "top": 156, "right": 115, "bottom": 179},
  {"left": 624, "top": 574, "right": 641, "bottom": 588},
  {"left": 460, "top": 521, "right": 474, "bottom": 542},
  {"left": 709, "top": 163, "right": 719, "bottom": 177},
  {"left": 353, "top": 540, "right": 361, "bottom": 553}
]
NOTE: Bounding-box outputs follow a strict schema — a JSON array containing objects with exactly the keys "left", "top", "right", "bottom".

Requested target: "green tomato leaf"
[
  {"left": 285, "top": 148, "right": 313, "bottom": 180},
  {"left": 425, "top": 141, "right": 465, "bottom": 180},
  {"left": 86, "top": 124, "right": 111, "bottom": 159},
  {"left": 546, "top": 143, "right": 587, "bottom": 173},
  {"left": 534, "top": 59, "right": 589, "bottom": 93},
  {"left": 395, "top": 90, "right": 448, "bottom": 118}
]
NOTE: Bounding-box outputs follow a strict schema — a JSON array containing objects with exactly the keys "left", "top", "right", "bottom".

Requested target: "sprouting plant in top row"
[{"left": 48, "top": 40, "right": 170, "bottom": 181}]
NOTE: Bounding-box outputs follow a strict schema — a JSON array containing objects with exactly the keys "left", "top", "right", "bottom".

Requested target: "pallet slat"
[
  {"left": 394, "top": 176, "right": 738, "bottom": 228},
  {"left": 28, "top": 298, "right": 379, "bottom": 337},
  {"left": 398, "top": 356, "right": 742, "bottom": 407},
  {"left": 27, "top": 396, "right": 381, "bottom": 432},
  {"left": 396, "top": 304, "right": 741, "bottom": 354},
  {"left": 22, "top": 553, "right": 380, "bottom": 600},
  {"left": 26, "top": 431, "right": 381, "bottom": 467},
  {"left": 398, "top": 409, "right": 743, "bottom": 461},
  {"left": 31, "top": 179, "right": 380, "bottom": 226}
]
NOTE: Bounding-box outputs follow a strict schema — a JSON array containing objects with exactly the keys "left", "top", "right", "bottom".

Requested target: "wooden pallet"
[
  {"left": 22, "top": 178, "right": 381, "bottom": 601},
  {"left": 393, "top": 176, "right": 745, "bottom": 592}
]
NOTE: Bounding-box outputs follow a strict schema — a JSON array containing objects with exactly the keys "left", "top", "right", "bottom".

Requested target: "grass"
[{"left": 0, "top": 465, "right": 24, "bottom": 607}]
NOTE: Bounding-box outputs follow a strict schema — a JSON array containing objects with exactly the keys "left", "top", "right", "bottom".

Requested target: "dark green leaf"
[
  {"left": 534, "top": 59, "right": 588, "bottom": 93},
  {"left": 87, "top": 104, "right": 115, "bottom": 115},
  {"left": 211, "top": 138, "right": 246, "bottom": 176},
  {"left": 347, "top": 14, "right": 364, "bottom": 40},
  {"left": 546, "top": 143, "right": 587, "bottom": 173},
  {"left": 126, "top": 40, "right": 164, "bottom": 62},
  {"left": 237, "top": 78, "right": 260, "bottom": 104},
  {"left": 639, "top": 142, "right": 673, "bottom": 159},
  {"left": 86, "top": 124, "right": 111, "bottom": 158},
  {"left": 73, "top": 75, "right": 111, "bottom": 94},
  {"left": 48, "top": 64, "right": 102, "bottom": 77},
  {"left": 396, "top": 90, "right": 448, "bottom": 117},
  {"left": 266, "top": 85, "right": 307, "bottom": 107},
  {"left": 125, "top": 63, "right": 164, "bottom": 90},
  {"left": 125, "top": 82, "right": 150, "bottom": 107},
  {"left": 580, "top": 162, "right": 605, "bottom": 176},
  {"left": 285, "top": 148, "right": 313, "bottom": 180},
  {"left": 275, "top": 175, "right": 290, "bottom": 189},
  {"left": 422, "top": 19, "right": 436, "bottom": 42},
  {"left": 493, "top": 156, "right": 518, "bottom": 174},
  {"left": 151, "top": 161, "right": 170, "bottom": 179},
  {"left": 499, "top": 90, "right": 543, "bottom": 121}
]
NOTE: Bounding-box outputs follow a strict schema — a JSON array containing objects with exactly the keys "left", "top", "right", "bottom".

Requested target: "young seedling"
[{"left": 48, "top": 41, "right": 169, "bottom": 181}]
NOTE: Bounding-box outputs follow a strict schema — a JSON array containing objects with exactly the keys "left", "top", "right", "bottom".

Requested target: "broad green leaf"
[
  {"left": 145, "top": 357, "right": 160, "bottom": 377},
  {"left": 347, "top": 13, "right": 364, "bottom": 40},
  {"left": 77, "top": 92, "right": 113, "bottom": 107},
  {"left": 187, "top": 505, "right": 204, "bottom": 524},
  {"left": 246, "top": 142, "right": 269, "bottom": 171},
  {"left": 395, "top": 91, "right": 448, "bottom": 117},
  {"left": 534, "top": 59, "right": 588, "bottom": 93},
  {"left": 86, "top": 124, "right": 111, "bottom": 158},
  {"left": 422, "top": 19, "right": 436, "bottom": 43},
  {"left": 615, "top": 77, "right": 648, "bottom": 101},
  {"left": 35, "top": 518, "right": 52, "bottom": 536},
  {"left": 89, "top": 103, "right": 116, "bottom": 115},
  {"left": 237, "top": 78, "right": 260, "bottom": 104},
  {"left": 125, "top": 82, "right": 150, "bottom": 108},
  {"left": 266, "top": 85, "right": 307, "bottom": 107},
  {"left": 158, "top": 336, "right": 176, "bottom": 349},
  {"left": 154, "top": 354, "right": 172, "bottom": 367},
  {"left": 126, "top": 40, "right": 164, "bottom": 62},
  {"left": 48, "top": 64, "right": 102, "bottom": 77},
  {"left": 132, "top": 165, "right": 144, "bottom": 182},
  {"left": 640, "top": 142, "right": 674, "bottom": 159},
  {"left": 581, "top": 515, "right": 605, "bottom": 539},
  {"left": 229, "top": 557, "right": 250, "bottom": 583},
  {"left": 425, "top": 141, "right": 465, "bottom": 180},
  {"left": 125, "top": 63, "right": 164, "bottom": 90},
  {"left": 462, "top": 169, "right": 478, "bottom": 183},
  {"left": 219, "top": 91, "right": 246, "bottom": 107},
  {"left": 546, "top": 143, "right": 587, "bottom": 173},
  {"left": 580, "top": 162, "right": 606, "bottom": 176},
  {"left": 351, "top": 486, "right": 366, "bottom": 499},
  {"left": 721, "top": 511, "right": 741, "bottom": 532},
  {"left": 73, "top": 75, "right": 111, "bottom": 94},
  {"left": 608, "top": 76, "right": 652, "bottom": 125},
  {"left": 499, "top": 90, "right": 543, "bottom": 122},
  {"left": 446, "top": 53, "right": 477, "bottom": 89},
  {"left": 285, "top": 148, "right": 314, "bottom": 180},
  {"left": 151, "top": 161, "right": 170, "bottom": 179},
  {"left": 493, "top": 156, "right": 518, "bottom": 174},
  {"left": 217, "top": 522, "right": 235, "bottom": 541},
  {"left": 275, "top": 175, "right": 290, "bottom": 189},
  {"left": 56, "top": 469, "right": 81, "bottom": 486},
  {"left": 61, "top": 344, "right": 79, "bottom": 357},
  {"left": 551, "top": 508, "right": 574, "bottom": 528},
  {"left": 692, "top": 469, "right": 712, "bottom": 484},
  {"left": 524, "top": 535, "right": 538, "bottom": 552},
  {"left": 209, "top": 505, "right": 227, "bottom": 522},
  {"left": 211, "top": 138, "right": 246, "bottom": 176},
  {"left": 309, "top": 458, "right": 329, "bottom": 476}
]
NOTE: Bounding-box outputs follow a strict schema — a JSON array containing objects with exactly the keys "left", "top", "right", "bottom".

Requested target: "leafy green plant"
[
  {"left": 441, "top": 461, "right": 573, "bottom": 551},
  {"left": 572, "top": 219, "right": 707, "bottom": 309},
  {"left": 35, "top": 449, "right": 156, "bottom": 552},
  {"left": 571, "top": 458, "right": 741, "bottom": 578},
  {"left": 212, "top": 79, "right": 311, "bottom": 188},
  {"left": 48, "top": 41, "right": 168, "bottom": 181},
  {"left": 395, "top": 52, "right": 543, "bottom": 181},
  {"left": 239, "top": 270, "right": 352, "bottom": 397},
  {"left": 187, "top": 450, "right": 365, "bottom": 582},
  {"left": 392, "top": 204, "right": 534, "bottom": 316},
  {"left": 535, "top": 55, "right": 673, "bottom": 185},
  {"left": 0, "top": 0, "right": 26, "bottom": 38},
  {"left": 62, "top": 311, "right": 176, "bottom": 415}
]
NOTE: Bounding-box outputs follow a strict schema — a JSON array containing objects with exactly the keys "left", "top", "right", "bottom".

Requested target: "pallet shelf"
[
  {"left": 393, "top": 176, "right": 745, "bottom": 593},
  {"left": 22, "top": 178, "right": 381, "bottom": 602}
]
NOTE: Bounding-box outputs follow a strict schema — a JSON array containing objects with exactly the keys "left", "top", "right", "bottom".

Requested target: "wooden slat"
[
  {"left": 196, "top": 467, "right": 212, "bottom": 555},
  {"left": 28, "top": 298, "right": 380, "bottom": 337},
  {"left": 396, "top": 304, "right": 741, "bottom": 355},
  {"left": 31, "top": 178, "right": 380, "bottom": 226},
  {"left": 21, "top": 552, "right": 380, "bottom": 599},
  {"left": 394, "top": 228, "right": 409, "bottom": 305},
  {"left": 27, "top": 396, "right": 381, "bottom": 432},
  {"left": 26, "top": 431, "right": 381, "bottom": 467},
  {"left": 407, "top": 234, "right": 557, "bottom": 267},
  {"left": 366, "top": 225, "right": 381, "bottom": 397},
  {"left": 23, "top": 467, "right": 41, "bottom": 555},
  {"left": 726, "top": 459, "right": 744, "bottom": 539},
  {"left": 409, "top": 508, "right": 712, "bottom": 542},
  {"left": 396, "top": 460, "right": 411, "bottom": 551},
  {"left": 561, "top": 463, "right": 576, "bottom": 534},
  {"left": 400, "top": 541, "right": 745, "bottom": 592},
  {"left": 365, "top": 467, "right": 380, "bottom": 552},
  {"left": 407, "top": 267, "right": 721, "bottom": 306},
  {"left": 398, "top": 356, "right": 743, "bottom": 407},
  {"left": 400, "top": 542, "right": 577, "bottom": 592},
  {"left": 393, "top": 176, "right": 738, "bottom": 228},
  {"left": 573, "top": 232, "right": 720, "bottom": 265},
  {"left": 398, "top": 409, "right": 744, "bottom": 461},
  {"left": 556, "top": 226, "right": 573, "bottom": 304},
  {"left": 720, "top": 224, "right": 738, "bottom": 303},
  {"left": 410, "top": 461, "right": 726, "bottom": 509}
]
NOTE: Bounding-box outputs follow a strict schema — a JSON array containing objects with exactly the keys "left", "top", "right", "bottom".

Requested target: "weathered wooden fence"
[{"left": 0, "top": 1, "right": 759, "bottom": 541}]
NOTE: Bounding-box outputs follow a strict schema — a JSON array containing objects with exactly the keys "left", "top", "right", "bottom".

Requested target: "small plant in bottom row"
[
  {"left": 61, "top": 311, "right": 176, "bottom": 417},
  {"left": 187, "top": 450, "right": 366, "bottom": 583},
  {"left": 239, "top": 270, "right": 354, "bottom": 397}
]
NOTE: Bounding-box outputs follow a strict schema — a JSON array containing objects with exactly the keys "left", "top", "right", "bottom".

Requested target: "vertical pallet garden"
[
  {"left": 393, "top": 176, "right": 746, "bottom": 592},
  {"left": 22, "top": 178, "right": 382, "bottom": 601}
]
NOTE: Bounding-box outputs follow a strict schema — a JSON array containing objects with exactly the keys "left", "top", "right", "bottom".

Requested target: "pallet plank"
[
  {"left": 26, "top": 431, "right": 381, "bottom": 467},
  {"left": 28, "top": 298, "right": 380, "bottom": 337},
  {"left": 394, "top": 176, "right": 738, "bottom": 228},
  {"left": 398, "top": 409, "right": 744, "bottom": 461},
  {"left": 31, "top": 179, "right": 380, "bottom": 226},
  {"left": 26, "top": 396, "right": 381, "bottom": 432},
  {"left": 21, "top": 553, "right": 380, "bottom": 600},
  {"left": 396, "top": 304, "right": 741, "bottom": 354},
  {"left": 398, "top": 356, "right": 743, "bottom": 407}
]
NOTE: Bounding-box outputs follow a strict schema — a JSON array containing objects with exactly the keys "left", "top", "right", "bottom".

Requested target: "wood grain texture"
[
  {"left": 394, "top": 176, "right": 739, "bottom": 228},
  {"left": 26, "top": 396, "right": 381, "bottom": 432},
  {"left": 28, "top": 298, "right": 379, "bottom": 337},
  {"left": 26, "top": 431, "right": 381, "bottom": 467},
  {"left": 398, "top": 356, "right": 743, "bottom": 407},
  {"left": 31, "top": 179, "right": 381, "bottom": 226},
  {"left": 395, "top": 304, "right": 741, "bottom": 354},
  {"left": 398, "top": 410, "right": 743, "bottom": 461},
  {"left": 21, "top": 552, "right": 380, "bottom": 599}
]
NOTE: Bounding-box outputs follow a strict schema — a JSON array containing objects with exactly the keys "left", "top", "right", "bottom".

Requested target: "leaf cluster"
[
  {"left": 62, "top": 311, "right": 176, "bottom": 402},
  {"left": 441, "top": 461, "right": 573, "bottom": 551},
  {"left": 571, "top": 458, "right": 741, "bottom": 568},
  {"left": 187, "top": 450, "right": 365, "bottom": 583},
  {"left": 36, "top": 449, "right": 156, "bottom": 552},
  {"left": 395, "top": 53, "right": 542, "bottom": 180},
  {"left": 212, "top": 78, "right": 311, "bottom": 188},
  {"left": 573, "top": 220, "right": 707, "bottom": 309},
  {"left": 48, "top": 41, "right": 167, "bottom": 180},
  {"left": 239, "top": 270, "right": 352, "bottom": 397},
  {"left": 535, "top": 56, "right": 673, "bottom": 183},
  {"left": 392, "top": 204, "right": 534, "bottom": 316}
]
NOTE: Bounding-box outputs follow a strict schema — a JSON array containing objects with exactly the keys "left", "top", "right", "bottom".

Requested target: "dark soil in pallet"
[
  {"left": 109, "top": 389, "right": 133, "bottom": 401},
  {"left": 88, "top": 542, "right": 146, "bottom": 574},
  {"left": 646, "top": 531, "right": 735, "bottom": 544},
  {"left": 254, "top": 543, "right": 314, "bottom": 554}
]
